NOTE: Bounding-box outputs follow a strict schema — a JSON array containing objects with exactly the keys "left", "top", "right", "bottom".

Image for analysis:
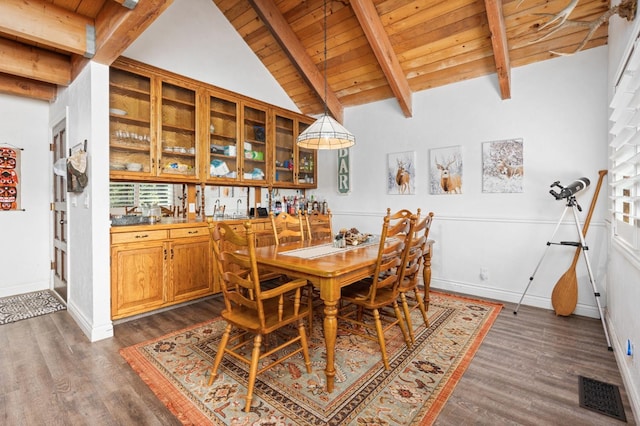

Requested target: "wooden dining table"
[{"left": 251, "top": 237, "right": 381, "bottom": 393}]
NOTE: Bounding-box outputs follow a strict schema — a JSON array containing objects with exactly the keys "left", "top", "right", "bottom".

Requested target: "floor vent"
[{"left": 578, "top": 376, "right": 627, "bottom": 422}]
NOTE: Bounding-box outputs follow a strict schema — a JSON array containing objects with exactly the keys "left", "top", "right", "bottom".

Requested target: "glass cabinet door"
[
  {"left": 158, "top": 81, "right": 197, "bottom": 179},
  {"left": 109, "top": 68, "right": 152, "bottom": 175},
  {"left": 296, "top": 120, "right": 316, "bottom": 186},
  {"left": 207, "top": 94, "right": 239, "bottom": 181},
  {"left": 242, "top": 103, "right": 268, "bottom": 184},
  {"left": 274, "top": 114, "right": 295, "bottom": 186}
]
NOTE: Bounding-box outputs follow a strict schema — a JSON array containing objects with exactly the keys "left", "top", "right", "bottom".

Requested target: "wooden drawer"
[
  {"left": 111, "top": 229, "right": 168, "bottom": 244},
  {"left": 169, "top": 227, "right": 208, "bottom": 239}
]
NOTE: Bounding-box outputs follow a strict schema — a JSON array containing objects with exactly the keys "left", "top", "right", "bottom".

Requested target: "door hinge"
[
  {"left": 50, "top": 261, "right": 55, "bottom": 270},
  {"left": 50, "top": 202, "right": 55, "bottom": 211},
  {"left": 49, "top": 143, "right": 55, "bottom": 152}
]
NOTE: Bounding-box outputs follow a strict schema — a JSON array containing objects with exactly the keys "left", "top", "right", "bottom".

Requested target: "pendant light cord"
[{"left": 323, "top": 0, "right": 328, "bottom": 116}]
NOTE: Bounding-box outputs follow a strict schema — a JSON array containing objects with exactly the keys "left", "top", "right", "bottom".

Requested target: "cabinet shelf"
[
  {"left": 162, "top": 96, "right": 195, "bottom": 108},
  {"left": 162, "top": 123, "right": 196, "bottom": 134},
  {"left": 210, "top": 110, "right": 236, "bottom": 121},
  {"left": 110, "top": 83, "right": 150, "bottom": 100},
  {"left": 111, "top": 141, "right": 151, "bottom": 152}
]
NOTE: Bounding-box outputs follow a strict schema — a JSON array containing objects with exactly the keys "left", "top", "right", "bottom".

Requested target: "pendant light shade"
[
  {"left": 296, "top": 0, "right": 355, "bottom": 150},
  {"left": 296, "top": 113, "right": 355, "bottom": 149}
]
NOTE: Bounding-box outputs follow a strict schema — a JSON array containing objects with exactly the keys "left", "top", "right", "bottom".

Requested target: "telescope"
[{"left": 549, "top": 177, "right": 590, "bottom": 200}]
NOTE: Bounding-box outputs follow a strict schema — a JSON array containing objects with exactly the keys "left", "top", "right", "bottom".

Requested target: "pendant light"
[{"left": 296, "top": 0, "right": 355, "bottom": 149}]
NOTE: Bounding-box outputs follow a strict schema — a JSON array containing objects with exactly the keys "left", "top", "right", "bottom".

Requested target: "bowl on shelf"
[
  {"left": 126, "top": 162, "right": 143, "bottom": 172},
  {"left": 110, "top": 163, "right": 126, "bottom": 170},
  {"left": 109, "top": 108, "right": 127, "bottom": 116}
]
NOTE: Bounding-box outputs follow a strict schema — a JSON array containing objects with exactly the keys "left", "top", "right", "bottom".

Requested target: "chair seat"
[
  {"left": 341, "top": 280, "right": 398, "bottom": 309},
  {"left": 222, "top": 296, "right": 311, "bottom": 334}
]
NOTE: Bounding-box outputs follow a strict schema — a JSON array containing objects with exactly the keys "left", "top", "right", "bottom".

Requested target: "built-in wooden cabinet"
[
  {"left": 241, "top": 102, "right": 269, "bottom": 185},
  {"left": 272, "top": 111, "right": 316, "bottom": 188},
  {"left": 110, "top": 226, "right": 213, "bottom": 320},
  {"left": 110, "top": 57, "right": 317, "bottom": 189},
  {"left": 109, "top": 67, "right": 154, "bottom": 175},
  {"left": 206, "top": 92, "right": 239, "bottom": 183},
  {"left": 157, "top": 80, "right": 198, "bottom": 180}
]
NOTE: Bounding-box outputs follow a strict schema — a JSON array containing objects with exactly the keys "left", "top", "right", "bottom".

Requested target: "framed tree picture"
[
  {"left": 430, "top": 146, "right": 462, "bottom": 194},
  {"left": 387, "top": 151, "right": 416, "bottom": 195},
  {"left": 482, "top": 138, "right": 524, "bottom": 193}
]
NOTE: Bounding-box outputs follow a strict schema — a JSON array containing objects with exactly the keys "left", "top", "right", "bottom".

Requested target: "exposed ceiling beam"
[
  {"left": 0, "top": 0, "right": 95, "bottom": 58},
  {"left": 0, "top": 72, "right": 57, "bottom": 101},
  {"left": 350, "top": 0, "right": 412, "bottom": 117},
  {"left": 112, "top": 0, "right": 140, "bottom": 10},
  {"left": 92, "top": 0, "right": 174, "bottom": 65},
  {"left": 248, "top": 0, "right": 344, "bottom": 123},
  {"left": 484, "top": 0, "right": 511, "bottom": 99},
  {"left": 0, "top": 38, "right": 71, "bottom": 86}
]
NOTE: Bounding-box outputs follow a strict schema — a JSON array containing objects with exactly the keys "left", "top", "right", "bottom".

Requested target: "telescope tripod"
[{"left": 513, "top": 195, "right": 612, "bottom": 350}]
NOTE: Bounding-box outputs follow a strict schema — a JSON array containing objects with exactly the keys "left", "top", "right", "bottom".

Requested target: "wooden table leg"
[
  {"left": 323, "top": 299, "right": 337, "bottom": 393},
  {"left": 423, "top": 239, "right": 434, "bottom": 311}
]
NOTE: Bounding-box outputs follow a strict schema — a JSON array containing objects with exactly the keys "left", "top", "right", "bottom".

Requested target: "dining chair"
[
  {"left": 337, "top": 212, "right": 416, "bottom": 370},
  {"left": 386, "top": 207, "right": 420, "bottom": 233},
  {"left": 269, "top": 211, "right": 305, "bottom": 245},
  {"left": 268, "top": 211, "right": 316, "bottom": 332},
  {"left": 398, "top": 212, "right": 434, "bottom": 344},
  {"left": 304, "top": 209, "right": 333, "bottom": 240},
  {"left": 207, "top": 221, "right": 312, "bottom": 412}
]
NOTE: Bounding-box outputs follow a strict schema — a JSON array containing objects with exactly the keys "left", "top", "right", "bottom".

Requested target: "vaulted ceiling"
[{"left": 0, "top": 0, "right": 622, "bottom": 121}]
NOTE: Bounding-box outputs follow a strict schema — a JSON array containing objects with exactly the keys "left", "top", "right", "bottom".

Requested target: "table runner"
[{"left": 281, "top": 237, "right": 378, "bottom": 259}]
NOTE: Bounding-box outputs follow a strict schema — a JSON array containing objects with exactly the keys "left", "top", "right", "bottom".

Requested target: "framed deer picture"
[
  {"left": 430, "top": 146, "right": 463, "bottom": 195},
  {"left": 387, "top": 151, "right": 416, "bottom": 195},
  {"left": 482, "top": 138, "right": 524, "bottom": 193}
]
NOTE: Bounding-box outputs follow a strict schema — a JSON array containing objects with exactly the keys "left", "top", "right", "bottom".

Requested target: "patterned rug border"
[
  {"left": 120, "top": 292, "right": 503, "bottom": 425},
  {"left": 0, "top": 290, "right": 66, "bottom": 325}
]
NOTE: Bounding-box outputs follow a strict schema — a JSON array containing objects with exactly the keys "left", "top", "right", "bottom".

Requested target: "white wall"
[
  {"left": 0, "top": 95, "right": 50, "bottom": 297},
  {"left": 50, "top": 62, "right": 113, "bottom": 342},
  {"left": 314, "top": 47, "right": 609, "bottom": 318}
]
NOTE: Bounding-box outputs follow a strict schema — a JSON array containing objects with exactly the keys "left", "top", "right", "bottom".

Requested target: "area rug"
[
  {"left": 120, "top": 292, "right": 502, "bottom": 425},
  {"left": 0, "top": 290, "right": 66, "bottom": 325}
]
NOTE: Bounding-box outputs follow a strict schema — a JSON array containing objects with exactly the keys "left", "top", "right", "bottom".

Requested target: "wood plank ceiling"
[{"left": 0, "top": 0, "right": 617, "bottom": 121}]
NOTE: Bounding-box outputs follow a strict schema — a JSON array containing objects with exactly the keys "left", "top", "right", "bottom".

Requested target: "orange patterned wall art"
[{"left": 0, "top": 146, "right": 20, "bottom": 211}]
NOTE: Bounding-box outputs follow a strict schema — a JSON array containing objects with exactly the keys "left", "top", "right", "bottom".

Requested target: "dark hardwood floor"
[{"left": 0, "top": 293, "right": 635, "bottom": 425}]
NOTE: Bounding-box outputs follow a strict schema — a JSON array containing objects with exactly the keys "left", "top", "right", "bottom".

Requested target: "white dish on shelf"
[
  {"left": 110, "top": 163, "right": 126, "bottom": 170},
  {"left": 126, "top": 162, "right": 143, "bottom": 172},
  {"left": 110, "top": 108, "right": 127, "bottom": 116}
]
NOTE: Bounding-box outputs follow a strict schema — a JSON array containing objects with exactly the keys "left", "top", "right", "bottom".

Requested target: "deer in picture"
[
  {"left": 497, "top": 159, "right": 523, "bottom": 178},
  {"left": 436, "top": 157, "right": 462, "bottom": 194},
  {"left": 396, "top": 159, "right": 411, "bottom": 194}
]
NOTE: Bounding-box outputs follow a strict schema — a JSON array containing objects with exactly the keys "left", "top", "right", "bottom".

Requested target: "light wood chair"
[
  {"left": 397, "top": 212, "right": 434, "bottom": 344},
  {"left": 304, "top": 209, "right": 333, "bottom": 240},
  {"left": 337, "top": 212, "right": 416, "bottom": 370},
  {"left": 269, "top": 211, "right": 305, "bottom": 245},
  {"left": 386, "top": 207, "right": 420, "bottom": 233},
  {"left": 268, "top": 210, "right": 315, "bottom": 333},
  {"left": 207, "top": 221, "right": 312, "bottom": 412}
]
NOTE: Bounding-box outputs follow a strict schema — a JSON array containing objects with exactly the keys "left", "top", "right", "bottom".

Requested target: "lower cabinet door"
[
  {"left": 111, "top": 242, "right": 166, "bottom": 319},
  {"left": 169, "top": 237, "right": 212, "bottom": 303}
]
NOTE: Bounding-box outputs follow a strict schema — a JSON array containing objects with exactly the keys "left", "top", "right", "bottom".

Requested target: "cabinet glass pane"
[
  {"left": 160, "top": 82, "right": 196, "bottom": 177},
  {"left": 209, "top": 96, "right": 238, "bottom": 179},
  {"left": 243, "top": 105, "right": 267, "bottom": 182},
  {"left": 297, "top": 121, "right": 315, "bottom": 185},
  {"left": 275, "top": 114, "right": 294, "bottom": 184},
  {"left": 109, "top": 68, "right": 152, "bottom": 174}
]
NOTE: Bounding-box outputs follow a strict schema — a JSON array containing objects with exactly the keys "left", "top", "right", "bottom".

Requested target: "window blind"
[
  {"left": 109, "top": 183, "right": 174, "bottom": 208},
  {"left": 609, "top": 37, "right": 640, "bottom": 254}
]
